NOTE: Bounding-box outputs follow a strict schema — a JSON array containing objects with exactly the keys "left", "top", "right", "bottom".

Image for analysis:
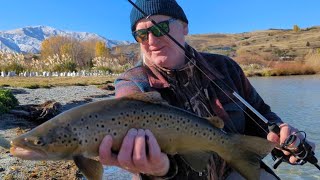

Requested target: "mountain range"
[{"left": 0, "top": 26, "right": 131, "bottom": 53}]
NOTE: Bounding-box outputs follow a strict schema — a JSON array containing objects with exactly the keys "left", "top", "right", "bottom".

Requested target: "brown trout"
[{"left": 10, "top": 91, "right": 275, "bottom": 180}]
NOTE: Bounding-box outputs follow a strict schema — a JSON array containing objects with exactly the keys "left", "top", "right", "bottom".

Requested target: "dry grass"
[
  {"left": 0, "top": 76, "right": 116, "bottom": 88},
  {"left": 269, "top": 61, "right": 317, "bottom": 76}
]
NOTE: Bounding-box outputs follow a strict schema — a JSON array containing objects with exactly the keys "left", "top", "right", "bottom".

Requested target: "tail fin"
[{"left": 224, "top": 134, "right": 275, "bottom": 180}]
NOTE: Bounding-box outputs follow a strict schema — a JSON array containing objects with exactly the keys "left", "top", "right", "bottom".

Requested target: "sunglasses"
[{"left": 132, "top": 18, "right": 177, "bottom": 43}]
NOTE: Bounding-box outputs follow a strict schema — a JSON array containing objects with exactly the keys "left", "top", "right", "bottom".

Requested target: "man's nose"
[{"left": 148, "top": 31, "right": 159, "bottom": 45}]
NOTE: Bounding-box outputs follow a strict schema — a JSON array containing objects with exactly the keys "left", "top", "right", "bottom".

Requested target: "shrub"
[{"left": 0, "top": 89, "right": 19, "bottom": 115}]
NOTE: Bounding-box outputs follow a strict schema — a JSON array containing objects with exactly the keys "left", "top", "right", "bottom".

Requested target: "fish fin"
[
  {"left": 0, "top": 134, "right": 11, "bottom": 149},
  {"left": 221, "top": 134, "right": 275, "bottom": 180},
  {"left": 124, "top": 91, "right": 168, "bottom": 104},
  {"left": 180, "top": 151, "right": 212, "bottom": 172},
  {"left": 73, "top": 155, "right": 103, "bottom": 180},
  {"left": 204, "top": 116, "right": 224, "bottom": 129}
]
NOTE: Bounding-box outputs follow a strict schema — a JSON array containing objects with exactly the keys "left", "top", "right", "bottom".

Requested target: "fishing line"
[{"left": 128, "top": 0, "right": 268, "bottom": 134}]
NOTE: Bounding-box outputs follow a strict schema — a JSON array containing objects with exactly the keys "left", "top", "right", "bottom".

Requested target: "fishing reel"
[{"left": 271, "top": 131, "right": 320, "bottom": 170}]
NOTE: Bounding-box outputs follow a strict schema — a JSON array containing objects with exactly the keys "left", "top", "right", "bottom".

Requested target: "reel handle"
[{"left": 268, "top": 122, "right": 318, "bottom": 169}]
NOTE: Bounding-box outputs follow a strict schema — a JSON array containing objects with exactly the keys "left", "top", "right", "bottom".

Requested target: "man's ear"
[{"left": 183, "top": 23, "right": 189, "bottom": 35}]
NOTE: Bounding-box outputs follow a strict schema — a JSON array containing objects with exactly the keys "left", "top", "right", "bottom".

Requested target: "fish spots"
[{"left": 113, "top": 132, "right": 117, "bottom": 136}]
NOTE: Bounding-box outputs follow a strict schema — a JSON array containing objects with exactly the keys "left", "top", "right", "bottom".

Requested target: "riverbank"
[{"left": 0, "top": 85, "right": 132, "bottom": 180}]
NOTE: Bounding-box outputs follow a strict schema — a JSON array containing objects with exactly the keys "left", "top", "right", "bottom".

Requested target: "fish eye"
[{"left": 34, "top": 138, "right": 45, "bottom": 146}]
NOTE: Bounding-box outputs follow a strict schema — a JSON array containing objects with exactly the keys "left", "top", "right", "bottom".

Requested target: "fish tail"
[{"left": 220, "top": 134, "right": 275, "bottom": 180}]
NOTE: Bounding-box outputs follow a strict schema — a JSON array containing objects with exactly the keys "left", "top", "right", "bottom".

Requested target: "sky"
[{"left": 1, "top": 0, "right": 320, "bottom": 42}]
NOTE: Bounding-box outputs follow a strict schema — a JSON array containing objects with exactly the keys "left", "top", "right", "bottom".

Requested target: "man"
[{"left": 99, "top": 0, "right": 315, "bottom": 179}]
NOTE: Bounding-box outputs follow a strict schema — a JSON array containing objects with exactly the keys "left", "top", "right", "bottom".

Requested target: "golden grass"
[
  {"left": 0, "top": 76, "right": 117, "bottom": 88},
  {"left": 269, "top": 62, "right": 317, "bottom": 76}
]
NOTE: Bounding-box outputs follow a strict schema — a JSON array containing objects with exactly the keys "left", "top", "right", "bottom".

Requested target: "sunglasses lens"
[
  {"left": 150, "top": 21, "right": 169, "bottom": 37},
  {"left": 132, "top": 19, "right": 172, "bottom": 42},
  {"left": 133, "top": 29, "right": 148, "bottom": 43}
]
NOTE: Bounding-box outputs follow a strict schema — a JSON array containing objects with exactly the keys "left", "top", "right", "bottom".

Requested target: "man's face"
[{"left": 134, "top": 15, "right": 188, "bottom": 69}]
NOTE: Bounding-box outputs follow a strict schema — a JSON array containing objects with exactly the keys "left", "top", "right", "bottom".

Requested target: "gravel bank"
[{"left": 0, "top": 86, "right": 132, "bottom": 180}]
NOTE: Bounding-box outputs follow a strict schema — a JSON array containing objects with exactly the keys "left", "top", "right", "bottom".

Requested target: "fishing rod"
[{"left": 127, "top": 0, "right": 320, "bottom": 171}]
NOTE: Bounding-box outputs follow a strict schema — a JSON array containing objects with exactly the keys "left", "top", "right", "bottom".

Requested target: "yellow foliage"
[
  {"left": 293, "top": 25, "right": 300, "bottom": 32},
  {"left": 95, "top": 41, "right": 110, "bottom": 57}
]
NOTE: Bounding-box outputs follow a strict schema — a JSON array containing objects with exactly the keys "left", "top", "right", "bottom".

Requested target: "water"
[
  {"left": 249, "top": 75, "right": 320, "bottom": 180},
  {"left": 104, "top": 75, "right": 320, "bottom": 179}
]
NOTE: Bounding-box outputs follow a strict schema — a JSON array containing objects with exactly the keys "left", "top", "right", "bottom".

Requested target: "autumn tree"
[
  {"left": 293, "top": 25, "right": 300, "bottom": 32},
  {"left": 95, "top": 41, "right": 110, "bottom": 57},
  {"left": 81, "top": 39, "right": 99, "bottom": 68},
  {"left": 41, "top": 36, "right": 88, "bottom": 69},
  {"left": 41, "top": 36, "right": 69, "bottom": 59}
]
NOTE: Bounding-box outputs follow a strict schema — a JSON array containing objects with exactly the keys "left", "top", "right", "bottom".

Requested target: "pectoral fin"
[
  {"left": 73, "top": 155, "right": 103, "bottom": 180},
  {"left": 180, "top": 151, "right": 212, "bottom": 172}
]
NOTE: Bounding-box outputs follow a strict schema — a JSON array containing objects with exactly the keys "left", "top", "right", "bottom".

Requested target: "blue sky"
[{"left": 1, "top": 0, "right": 319, "bottom": 42}]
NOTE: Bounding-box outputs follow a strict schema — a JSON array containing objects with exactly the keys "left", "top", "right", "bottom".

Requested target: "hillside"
[
  {"left": 0, "top": 26, "right": 131, "bottom": 53},
  {"left": 115, "top": 26, "right": 320, "bottom": 63}
]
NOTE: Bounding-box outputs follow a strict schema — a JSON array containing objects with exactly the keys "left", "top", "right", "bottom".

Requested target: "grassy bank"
[{"left": 0, "top": 76, "right": 116, "bottom": 88}]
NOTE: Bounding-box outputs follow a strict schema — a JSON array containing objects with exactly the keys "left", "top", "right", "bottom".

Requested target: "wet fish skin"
[
  {"left": 0, "top": 134, "right": 11, "bottom": 149},
  {"left": 10, "top": 92, "right": 275, "bottom": 180}
]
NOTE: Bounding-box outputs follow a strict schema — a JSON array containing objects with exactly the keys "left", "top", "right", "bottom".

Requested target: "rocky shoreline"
[{"left": 0, "top": 85, "right": 132, "bottom": 180}]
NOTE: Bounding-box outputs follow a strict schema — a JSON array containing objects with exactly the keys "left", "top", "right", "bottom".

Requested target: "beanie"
[{"left": 130, "top": 0, "right": 188, "bottom": 31}]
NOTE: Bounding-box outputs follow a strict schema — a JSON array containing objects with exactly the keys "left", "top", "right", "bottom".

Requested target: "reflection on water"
[
  {"left": 249, "top": 75, "right": 320, "bottom": 180},
  {"left": 103, "top": 75, "right": 320, "bottom": 180}
]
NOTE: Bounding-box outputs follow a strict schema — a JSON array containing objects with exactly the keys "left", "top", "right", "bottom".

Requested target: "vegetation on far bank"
[
  {"left": 238, "top": 49, "right": 320, "bottom": 76},
  {"left": 0, "top": 25, "right": 320, "bottom": 79}
]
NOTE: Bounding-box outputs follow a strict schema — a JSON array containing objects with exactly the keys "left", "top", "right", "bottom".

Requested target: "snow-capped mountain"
[{"left": 0, "top": 26, "right": 131, "bottom": 53}]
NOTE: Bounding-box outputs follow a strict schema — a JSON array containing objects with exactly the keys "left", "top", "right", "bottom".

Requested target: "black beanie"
[{"left": 130, "top": 0, "right": 188, "bottom": 31}]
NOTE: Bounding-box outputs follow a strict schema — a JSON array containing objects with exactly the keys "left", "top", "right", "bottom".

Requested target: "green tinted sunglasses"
[{"left": 132, "top": 18, "right": 177, "bottom": 43}]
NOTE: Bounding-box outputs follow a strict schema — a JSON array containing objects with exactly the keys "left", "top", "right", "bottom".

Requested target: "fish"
[
  {"left": 10, "top": 91, "right": 275, "bottom": 180},
  {"left": 0, "top": 134, "right": 11, "bottom": 149}
]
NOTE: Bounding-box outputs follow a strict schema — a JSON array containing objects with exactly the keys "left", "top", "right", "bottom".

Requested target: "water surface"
[{"left": 249, "top": 75, "right": 320, "bottom": 180}]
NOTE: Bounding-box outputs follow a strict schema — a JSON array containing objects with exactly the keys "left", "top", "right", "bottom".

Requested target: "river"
[{"left": 249, "top": 75, "right": 320, "bottom": 180}]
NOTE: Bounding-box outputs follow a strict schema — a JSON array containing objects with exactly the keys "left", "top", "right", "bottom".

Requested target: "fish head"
[{"left": 10, "top": 121, "right": 78, "bottom": 160}]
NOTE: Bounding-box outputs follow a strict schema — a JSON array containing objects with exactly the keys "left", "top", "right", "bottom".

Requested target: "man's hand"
[
  {"left": 267, "top": 123, "right": 316, "bottom": 164},
  {"left": 99, "top": 128, "right": 170, "bottom": 176}
]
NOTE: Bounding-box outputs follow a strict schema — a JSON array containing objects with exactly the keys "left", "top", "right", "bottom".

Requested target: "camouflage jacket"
[{"left": 114, "top": 44, "right": 282, "bottom": 180}]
